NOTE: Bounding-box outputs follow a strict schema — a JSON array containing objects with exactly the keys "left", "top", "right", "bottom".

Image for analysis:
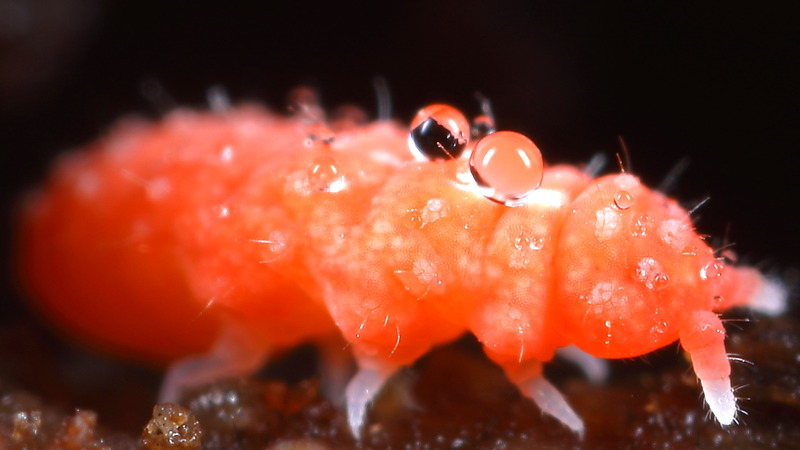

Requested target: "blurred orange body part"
[{"left": 18, "top": 102, "right": 785, "bottom": 437}]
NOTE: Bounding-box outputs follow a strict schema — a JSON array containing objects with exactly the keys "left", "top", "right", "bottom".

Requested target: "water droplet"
[
  {"left": 513, "top": 235, "right": 545, "bottom": 251},
  {"left": 613, "top": 190, "right": 634, "bottom": 210},
  {"left": 633, "top": 257, "right": 669, "bottom": 290},
  {"left": 631, "top": 214, "right": 652, "bottom": 237},
  {"left": 409, "top": 104, "right": 470, "bottom": 161},
  {"left": 700, "top": 260, "right": 725, "bottom": 280},
  {"left": 469, "top": 131, "right": 544, "bottom": 205},
  {"left": 681, "top": 246, "right": 699, "bottom": 256},
  {"left": 650, "top": 321, "right": 668, "bottom": 337},
  {"left": 217, "top": 204, "right": 230, "bottom": 218},
  {"left": 510, "top": 234, "right": 545, "bottom": 268},
  {"left": 653, "top": 274, "right": 670, "bottom": 290},
  {"left": 418, "top": 198, "right": 447, "bottom": 227},
  {"left": 307, "top": 156, "right": 346, "bottom": 193}
]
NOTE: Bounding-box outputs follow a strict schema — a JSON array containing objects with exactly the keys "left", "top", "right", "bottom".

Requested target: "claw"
[
  {"left": 522, "top": 375, "right": 585, "bottom": 437},
  {"left": 701, "top": 377, "right": 736, "bottom": 425},
  {"left": 500, "top": 357, "right": 584, "bottom": 437}
]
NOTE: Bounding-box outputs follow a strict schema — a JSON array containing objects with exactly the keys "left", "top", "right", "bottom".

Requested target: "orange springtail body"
[{"left": 18, "top": 95, "right": 787, "bottom": 438}]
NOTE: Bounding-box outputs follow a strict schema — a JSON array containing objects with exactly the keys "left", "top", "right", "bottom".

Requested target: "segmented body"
[{"left": 18, "top": 102, "right": 785, "bottom": 437}]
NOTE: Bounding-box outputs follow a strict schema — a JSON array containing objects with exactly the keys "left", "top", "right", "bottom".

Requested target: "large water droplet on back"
[{"left": 468, "top": 131, "right": 543, "bottom": 205}]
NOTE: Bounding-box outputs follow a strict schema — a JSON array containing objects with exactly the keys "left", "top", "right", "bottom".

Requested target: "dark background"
[{"left": 0, "top": 0, "right": 797, "bottom": 421}]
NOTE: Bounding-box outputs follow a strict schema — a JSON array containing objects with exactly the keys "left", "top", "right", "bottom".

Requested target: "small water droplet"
[
  {"left": 418, "top": 198, "right": 447, "bottom": 227},
  {"left": 613, "top": 190, "right": 634, "bottom": 210},
  {"left": 650, "top": 321, "right": 668, "bottom": 337},
  {"left": 653, "top": 274, "right": 670, "bottom": 290},
  {"left": 510, "top": 234, "right": 545, "bottom": 268},
  {"left": 700, "top": 260, "right": 725, "bottom": 280},
  {"left": 307, "top": 156, "right": 346, "bottom": 192},
  {"left": 633, "top": 257, "right": 669, "bottom": 290},
  {"left": 631, "top": 215, "right": 651, "bottom": 237},
  {"left": 513, "top": 235, "right": 544, "bottom": 251},
  {"left": 681, "top": 245, "right": 699, "bottom": 256},
  {"left": 217, "top": 204, "right": 230, "bottom": 218}
]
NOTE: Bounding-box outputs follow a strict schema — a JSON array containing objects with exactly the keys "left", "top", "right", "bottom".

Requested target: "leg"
[
  {"left": 159, "top": 322, "right": 270, "bottom": 403},
  {"left": 344, "top": 356, "right": 402, "bottom": 439},
  {"left": 557, "top": 345, "right": 609, "bottom": 384},
  {"left": 679, "top": 310, "right": 736, "bottom": 425},
  {"left": 718, "top": 267, "right": 787, "bottom": 316},
  {"left": 500, "top": 357, "right": 584, "bottom": 437},
  {"left": 315, "top": 335, "right": 355, "bottom": 407}
]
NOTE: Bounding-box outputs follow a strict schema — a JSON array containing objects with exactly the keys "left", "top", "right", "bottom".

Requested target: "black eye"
[{"left": 408, "top": 104, "right": 470, "bottom": 161}]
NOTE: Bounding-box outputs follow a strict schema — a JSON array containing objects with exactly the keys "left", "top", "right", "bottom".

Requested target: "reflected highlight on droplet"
[
  {"left": 307, "top": 156, "right": 346, "bottom": 193},
  {"left": 613, "top": 190, "right": 634, "bottom": 210},
  {"left": 700, "top": 261, "right": 725, "bottom": 281}
]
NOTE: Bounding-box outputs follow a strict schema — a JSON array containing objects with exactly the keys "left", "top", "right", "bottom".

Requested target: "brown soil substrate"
[{"left": 1, "top": 311, "right": 798, "bottom": 449}]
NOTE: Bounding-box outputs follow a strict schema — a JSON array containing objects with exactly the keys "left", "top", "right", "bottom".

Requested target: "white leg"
[
  {"left": 521, "top": 375, "right": 585, "bottom": 437},
  {"left": 501, "top": 358, "right": 584, "bottom": 437},
  {"left": 344, "top": 362, "right": 400, "bottom": 439},
  {"left": 159, "top": 323, "right": 270, "bottom": 403},
  {"left": 680, "top": 311, "right": 737, "bottom": 425},
  {"left": 557, "top": 345, "right": 609, "bottom": 384}
]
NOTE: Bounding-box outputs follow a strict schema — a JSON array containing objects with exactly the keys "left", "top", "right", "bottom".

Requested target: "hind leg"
[
  {"left": 159, "top": 322, "right": 270, "bottom": 403},
  {"left": 491, "top": 354, "right": 584, "bottom": 437}
]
